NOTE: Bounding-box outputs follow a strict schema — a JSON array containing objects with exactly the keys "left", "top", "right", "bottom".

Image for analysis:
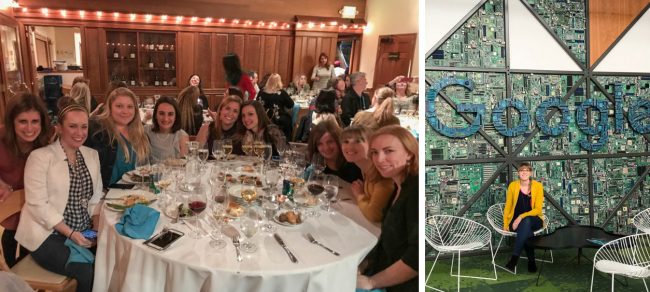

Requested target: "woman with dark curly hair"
[{"left": 0, "top": 93, "right": 51, "bottom": 267}]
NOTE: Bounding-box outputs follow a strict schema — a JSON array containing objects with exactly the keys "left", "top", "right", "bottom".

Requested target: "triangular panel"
[
  {"left": 525, "top": 0, "right": 587, "bottom": 66},
  {"left": 594, "top": 7, "right": 650, "bottom": 73},
  {"left": 426, "top": 0, "right": 506, "bottom": 68},
  {"left": 426, "top": 0, "right": 482, "bottom": 52},
  {"left": 589, "top": 0, "right": 650, "bottom": 66},
  {"left": 508, "top": 0, "right": 582, "bottom": 71}
]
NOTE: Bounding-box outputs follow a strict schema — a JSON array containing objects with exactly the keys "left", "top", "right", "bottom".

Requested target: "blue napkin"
[
  {"left": 115, "top": 204, "right": 160, "bottom": 239},
  {"left": 64, "top": 239, "right": 94, "bottom": 267}
]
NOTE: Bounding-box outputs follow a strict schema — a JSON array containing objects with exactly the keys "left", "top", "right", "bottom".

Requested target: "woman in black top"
[
  {"left": 257, "top": 73, "right": 294, "bottom": 139},
  {"left": 199, "top": 95, "right": 245, "bottom": 157},
  {"left": 357, "top": 125, "right": 418, "bottom": 292},
  {"left": 307, "top": 120, "right": 361, "bottom": 183}
]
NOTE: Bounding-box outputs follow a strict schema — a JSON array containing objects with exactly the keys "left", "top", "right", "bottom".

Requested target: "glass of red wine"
[
  {"left": 304, "top": 172, "right": 324, "bottom": 218},
  {"left": 188, "top": 191, "right": 207, "bottom": 239}
]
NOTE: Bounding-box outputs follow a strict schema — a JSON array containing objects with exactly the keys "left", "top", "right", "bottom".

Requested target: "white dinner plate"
[
  {"left": 273, "top": 210, "right": 304, "bottom": 227},
  {"left": 104, "top": 192, "right": 156, "bottom": 212}
]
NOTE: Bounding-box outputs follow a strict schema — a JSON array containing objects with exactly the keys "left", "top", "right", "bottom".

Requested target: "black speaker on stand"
[{"left": 43, "top": 75, "right": 63, "bottom": 123}]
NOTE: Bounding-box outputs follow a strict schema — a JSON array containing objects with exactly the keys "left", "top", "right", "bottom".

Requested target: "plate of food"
[
  {"left": 227, "top": 185, "right": 265, "bottom": 199},
  {"left": 162, "top": 203, "right": 195, "bottom": 220},
  {"left": 105, "top": 193, "right": 156, "bottom": 211},
  {"left": 121, "top": 169, "right": 151, "bottom": 184},
  {"left": 163, "top": 158, "right": 186, "bottom": 168},
  {"left": 225, "top": 201, "right": 244, "bottom": 219},
  {"left": 235, "top": 164, "right": 258, "bottom": 174},
  {"left": 273, "top": 210, "right": 303, "bottom": 227}
]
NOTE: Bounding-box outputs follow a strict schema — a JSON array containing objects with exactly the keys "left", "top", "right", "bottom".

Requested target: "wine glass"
[
  {"left": 240, "top": 210, "right": 259, "bottom": 253},
  {"left": 304, "top": 173, "right": 324, "bottom": 217},
  {"left": 322, "top": 175, "right": 339, "bottom": 213},
  {"left": 198, "top": 144, "right": 209, "bottom": 170},
  {"left": 240, "top": 181, "right": 258, "bottom": 209},
  {"left": 209, "top": 186, "right": 228, "bottom": 249},
  {"left": 276, "top": 137, "right": 287, "bottom": 161},
  {"left": 223, "top": 139, "right": 233, "bottom": 159},
  {"left": 242, "top": 135, "right": 254, "bottom": 157},
  {"left": 311, "top": 153, "right": 326, "bottom": 175},
  {"left": 188, "top": 191, "right": 207, "bottom": 239},
  {"left": 260, "top": 200, "right": 278, "bottom": 233},
  {"left": 212, "top": 140, "right": 224, "bottom": 161},
  {"left": 209, "top": 165, "right": 223, "bottom": 190},
  {"left": 135, "top": 156, "right": 151, "bottom": 189},
  {"left": 186, "top": 141, "right": 199, "bottom": 159}
]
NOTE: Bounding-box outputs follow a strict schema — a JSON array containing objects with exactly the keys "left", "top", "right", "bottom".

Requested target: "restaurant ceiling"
[{"left": 16, "top": 0, "right": 367, "bottom": 22}]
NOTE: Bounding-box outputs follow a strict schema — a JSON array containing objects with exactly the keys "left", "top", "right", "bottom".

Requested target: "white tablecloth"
[{"left": 93, "top": 163, "right": 378, "bottom": 292}]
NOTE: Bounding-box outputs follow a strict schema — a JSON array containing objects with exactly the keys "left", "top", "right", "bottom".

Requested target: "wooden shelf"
[{"left": 140, "top": 68, "right": 175, "bottom": 71}]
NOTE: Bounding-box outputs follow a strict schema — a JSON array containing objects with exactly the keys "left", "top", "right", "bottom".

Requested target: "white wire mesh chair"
[
  {"left": 633, "top": 208, "right": 650, "bottom": 234},
  {"left": 486, "top": 203, "right": 554, "bottom": 274},
  {"left": 590, "top": 233, "right": 650, "bottom": 292},
  {"left": 425, "top": 215, "right": 497, "bottom": 292}
]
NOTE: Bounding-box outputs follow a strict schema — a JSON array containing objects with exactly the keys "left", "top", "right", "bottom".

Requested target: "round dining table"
[{"left": 92, "top": 159, "right": 379, "bottom": 292}]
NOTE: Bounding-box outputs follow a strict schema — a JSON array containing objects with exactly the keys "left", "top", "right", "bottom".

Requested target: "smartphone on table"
[{"left": 144, "top": 229, "right": 184, "bottom": 251}]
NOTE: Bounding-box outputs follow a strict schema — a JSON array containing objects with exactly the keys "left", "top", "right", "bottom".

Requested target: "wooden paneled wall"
[
  {"left": 589, "top": 0, "right": 650, "bottom": 66},
  {"left": 178, "top": 31, "right": 293, "bottom": 91},
  {"left": 292, "top": 31, "right": 338, "bottom": 82}
]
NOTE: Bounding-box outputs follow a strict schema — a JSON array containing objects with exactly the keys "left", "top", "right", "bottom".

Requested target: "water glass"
[{"left": 240, "top": 211, "right": 259, "bottom": 253}]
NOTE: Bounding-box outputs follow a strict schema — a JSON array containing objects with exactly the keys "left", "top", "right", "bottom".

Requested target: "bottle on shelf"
[
  {"left": 170, "top": 43, "right": 175, "bottom": 51},
  {"left": 154, "top": 74, "right": 160, "bottom": 86},
  {"left": 130, "top": 74, "right": 136, "bottom": 86},
  {"left": 157, "top": 38, "right": 164, "bottom": 51},
  {"left": 164, "top": 55, "right": 170, "bottom": 69},
  {"left": 148, "top": 56, "right": 154, "bottom": 68},
  {"left": 112, "top": 44, "right": 119, "bottom": 59},
  {"left": 148, "top": 37, "right": 155, "bottom": 51},
  {"left": 129, "top": 44, "right": 136, "bottom": 59},
  {"left": 162, "top": 77, "right": 168, "bottom": 86}
]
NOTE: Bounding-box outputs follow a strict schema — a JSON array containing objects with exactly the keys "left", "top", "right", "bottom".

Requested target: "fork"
[
  {"left": 232, "top": 236, "right": 243, "bottom": 262},
  {"left": 305, "top": 233, "right": 340, "bottom": 256}
]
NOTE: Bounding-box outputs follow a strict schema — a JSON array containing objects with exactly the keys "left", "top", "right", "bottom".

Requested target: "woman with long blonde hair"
[
  {"left": 176, "top": 86, "right": 204, "bottom": 136},
  {"left": 357, "top": 125, "right": 418, "bottom": 291},
  {"left": 85, "top": 87, "right": 149, "bottom": 186},
  {"left": 258, "top": 73, "right": 294, "bottom": 139},
  {"left": 69, "top": 82, "right": 92, "bottom": 112},
  {"left": 198, "top": 95, "right": 245, "bottom": 157},
  {"left": 352, "top": 87, "right": 400, "bottom": 130}
]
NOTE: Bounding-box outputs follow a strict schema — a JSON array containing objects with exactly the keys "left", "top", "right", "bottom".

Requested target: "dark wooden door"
[{"left": 372, "top": 33, "right": 416, "bottom": 87}]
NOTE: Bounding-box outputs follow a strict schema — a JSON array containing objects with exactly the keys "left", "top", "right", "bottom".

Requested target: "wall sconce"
[{"left": 339, "top": 6, "right": 358, "bottom": 19}]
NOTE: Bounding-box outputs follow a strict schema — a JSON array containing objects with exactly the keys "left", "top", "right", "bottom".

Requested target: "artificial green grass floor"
[{"left": 425, "top": 249, "right": 648, "bottom": 291}]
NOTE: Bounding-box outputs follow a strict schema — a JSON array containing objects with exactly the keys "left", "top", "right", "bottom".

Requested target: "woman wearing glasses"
[{"left": 502, "top": 162, "right": 544, "bottom": 273}]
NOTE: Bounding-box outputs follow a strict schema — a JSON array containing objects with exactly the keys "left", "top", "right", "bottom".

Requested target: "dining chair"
[
  {"left": 486, "top": 203, "right": 553, "bottom": 274},
  {"left": 425, "top": 215, "right": 497, "bottom": 292},
  {"left": 0, "top": 190, "right": 77, "bottom": 292},
  {"left": 633, "top": 208, "right": 650, "bottom": 234},
  {"left": 590, "top": 233, "right": 650, "bottom": 292}
]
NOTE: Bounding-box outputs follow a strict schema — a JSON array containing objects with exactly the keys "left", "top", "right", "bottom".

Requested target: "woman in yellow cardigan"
[{"left": 503, "top": 162, "right": 544, "bottom": 273}]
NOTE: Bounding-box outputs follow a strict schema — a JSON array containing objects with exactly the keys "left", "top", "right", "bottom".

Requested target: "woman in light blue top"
[{"left": 145, "top": 96, "right": 188, "bottom": 163}]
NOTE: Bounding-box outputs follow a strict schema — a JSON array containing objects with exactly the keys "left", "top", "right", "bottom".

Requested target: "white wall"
[
  {"left": 360, "top": 0, "right": 419, "bottom": 88},
  {"left": 54, "top": 27, "right": 80, "bottom": 66}
]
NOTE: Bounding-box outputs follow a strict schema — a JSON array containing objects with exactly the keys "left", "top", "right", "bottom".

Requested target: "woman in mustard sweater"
[{"left": 503, "top": 162, "right": 544, "bottom": 273}]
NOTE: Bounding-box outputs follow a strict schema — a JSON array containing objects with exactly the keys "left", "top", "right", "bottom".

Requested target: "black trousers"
[
  {"left": 30, "top": 233, "right": 94, "bottom": 292},
  {"left": 1, "top": 229, "right": 28, "bottom": 267}
]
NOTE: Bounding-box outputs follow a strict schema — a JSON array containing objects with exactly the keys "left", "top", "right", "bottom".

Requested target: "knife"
[{"left": 273, "top": 233, "right": 298, "bottom": 263}]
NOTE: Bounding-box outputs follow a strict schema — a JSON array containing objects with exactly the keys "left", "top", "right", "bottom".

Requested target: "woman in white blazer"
[{"left": 16, "top": 103, "right": 103, "bottom": 292}]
